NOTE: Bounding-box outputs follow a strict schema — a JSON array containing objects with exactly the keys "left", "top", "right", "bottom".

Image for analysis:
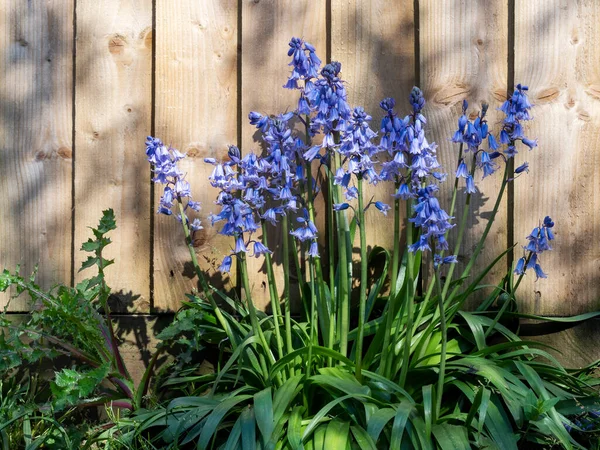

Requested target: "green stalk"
[
  {"left": 303, "top": 115, "right": 328, "bottom": 349},
  {"left": 445, "top": 163, "right": 510, "bottom": 306},
  {"left": 355, "top": 177, "right": 368, "bottom": 381},
  {"left": 483, "top": 256, "right": 527, "bottom": 338},
  {"left": 238, "top": 253, "right": 273, "bottom": 380},
  {"left": 448, "top": 143, "right": 464, "bottom": 220},
  {"left": 333, "top": 151, "right": 352, "bottom": 357},
  {"left": 306, "top": 260, "right": 316, "bottom": 381},
  {"left": 379, "top": 190, "right": 401, "bottom": 375},
  {"left": 177, "top": 202, "right": 236, "bottom": 350},
  {"left": 398, "top": 201, "right": 415, "bottom": 385},
  {"left": 327, "top": 174, "right": 336, "bottom": 363},
  {"left": 440, "top": 153, "right": 477, "bottom": 300},
  {"left": 434, "top": 269, "right": 447, "bottom": 422},
  {"left": 282, "top": 216, "right": 294, "bottom": 365},
  {"left": 261, "top": 220, "right": 284, "bottom": 362}
]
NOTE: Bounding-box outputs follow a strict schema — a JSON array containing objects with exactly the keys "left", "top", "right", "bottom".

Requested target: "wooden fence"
[{"left": 2, "top": 1, "right": 600, "bottom": 365}]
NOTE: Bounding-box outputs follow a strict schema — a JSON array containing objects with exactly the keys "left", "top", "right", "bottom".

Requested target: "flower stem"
[
  {"left": 238, "top": 253, "right": 274, "bottom": 381},
  {"left": 177, "top": 202, "right": 236, "bottom": 350},
  {"left": 379, "top": 191, "right": 401, "bottom": 375},
  {"left": 355, "top": 177, "right": 368, "bottom": 382},
  {"left": 306, "top": 261, "right": 316, "bottom": 381},
  {"left": 445, "top": 163, "right": 510, "bottom": 306},
  {"left": 441, "top": 153, "right": 477, "bottom": 300},
  {"left": 261, "top": 220, "right": 284, "bottom": 362},
  {"left": 333, "top": 150, "right": 352, "bottom": 357},
  {"left": 434, "top": 268, "right": 447, "bottom": 422},
  {"left": 282, "top": 215, "right": 294, "bottom": 364},
  {"left": 398, "top": 201, "right": 415, "bottom": 386}
]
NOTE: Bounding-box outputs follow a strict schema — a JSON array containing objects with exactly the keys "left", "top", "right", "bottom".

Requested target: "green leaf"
[
  {"left": 287, "top": 406, "right": 304, "bottom": 450},
  {"left": 422, "top": 385, "right": 433, "bottom": 439},
  {"left": 254, "top": 388, "right": 274, "bottom": 445},
  {"left": 364, "top": 246, "right": 390, "bottom": 321},
  {"left": 197, "top": 394, "right": 253, "bottom": 450},
  {"left": 223, "top": 415, "right": 243, "bottom": 450},
  {"left": 273, "top": 375, "right": 302, "bottom": 425},
  {"left": 366, "top": 408, "right": 395, "bottom": 442},
  {"left": 389, "top": 402, "right": 413, "bottom": 450},
  {"left": 431, "top": 423, "right": 470, "bottom": 450},
  {"left": 302, "top": 394, "right": 371, "bottom": 442},
  {"left": 350, "top": 425, "right": 377, "bottom": 450},
  {"left": 324, "top": 419, "right": 350, "bottom": 450},
  {"left": 79, "top": 256, "right": 98, "bottom": 271},
  {"left": 311, "top": 368, "right": 371, "bottom": 397},
  {"left": 241, "top": 407, "right": 257, "bottom": 450},
  {"left": 270, "top": 346, "right": 354, "bottom": 379}
]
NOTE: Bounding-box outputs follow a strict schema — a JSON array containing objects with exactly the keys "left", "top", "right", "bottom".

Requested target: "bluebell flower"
[
  {"left": 515, "top": 162, "right": 529, "bottom": 174},
  {"left": 252, "top": 241, "right": 272, "bottom": 257},
  {"left": 190, "top": 218, "right": 203, "bottom": 232},
  {"left": 514, "top": 257, "right": 526, "bottom": 275},
  {"left": 291, "top": 209, "right": 318, "bottom": 242},
  {"left": 456, "top": 160, "right": 469, "bottom": 178},
  {"left": 499, "top": 84, "right": 535, "bottom": 158},
  {"left": 218, "top": 255, "right": 233, "bottom": 273},
  {"left": 284, "top": 37, "right": 321, "bottom": 90},
  {"left": 374, "top": 201, "right": 391, "bottom": 216},
  {"left": 479, "top": 151, "right": 498, "bottom": 178},
  {"left": 409, "top": 185, "right": 454, "bottom": 253},
  {"left": 333, "top": 203, "right": 350, "bottom": 211},
  {"left": 465, "top": 175, "right": 477, "bottom": 194},
  {"left": 146, "top": 136, "right": 204, "bottom": 229},
  {"left": 308, "top": 241, "right": 319, "bottom": 258},
  {"left": 248, "top": 111, "right": 269, "bottom": 132},
  {"left": 516, "top": 216, "right": 554, "bottom": 280},
  {"left": 306, "top": 61, "right": 351, "bottom": 134},
  {"left": 434, "top": 254, "right": 458, "bottom": 269},
  {"left": 393, "top": 183, "right": 414, "bottom": 200}
]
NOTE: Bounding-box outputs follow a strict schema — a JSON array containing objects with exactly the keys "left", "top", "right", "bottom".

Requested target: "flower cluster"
[
  {"left": 500, "top": 84, "right": 537, "bottom": 158},
  {"left": 304, "top": 61, "right": 352, "bottom": 161},
  {"left": 145, "top": 136, "right": 202, "bottom": 231},
  {"left": 205, "top": 146, "right": 275, "bottom": 272},
  {"left": 409, "top": 185, "right": 454, "bottom": 254},
  {"left": 451, "top": 101, "right": 503, "bottom": 193},
  {"left": 514, "top": 216, "right": 555, "bottom": 280},
  {"left": 334, "top": 107, "right": 382, "bottom": 200},
  {"left": 377, "top": 88, "right": 454, "bottom": 257}
]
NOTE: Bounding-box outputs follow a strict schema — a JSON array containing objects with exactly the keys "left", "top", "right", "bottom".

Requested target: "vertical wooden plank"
[
  {"left": 0, "top": 1, "right": 73, "bottom": 310},
  {"left": 241, "top": 0, "right": 327, "bottom": 308},
  {"left": 74, "top": 0, "right": 152, "bottom": 312},
  {"left": 331, "top": 0, "right": 414, "bottom": 270},
  {"left": 515, "top": 1, "right": 600, "bottom": 315},
  {"left": 154, "top": 1, "right": 237, "bottom": 311},
  {"left": 419, "top": 0, "right": 508, "bottom": 303}
]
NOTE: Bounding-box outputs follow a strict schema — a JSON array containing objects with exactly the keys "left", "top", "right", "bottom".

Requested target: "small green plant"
[{"left": 0, "top": 210, "right": 163, "bottom": 448}]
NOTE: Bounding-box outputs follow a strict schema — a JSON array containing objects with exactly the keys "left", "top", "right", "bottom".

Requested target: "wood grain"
[
  {"left": 0, "top": 1, "right": 74, "bottom": 311},
  {"left": 331, "top": 0, "right": 414, "bottom": 291},
  {"left": 419, "top": 0, "right": 508, "bottom": 306},
  {"left": 153, "top": 1, "right": 238, "bottom": 312},
  {"left": 74, "top": 0, "right": 152, "bottom": 313},
  {"left": 514, "top": 0, "right": 600, "bottom": 315},
  {"left": 241, "top": 0, "right": 327, "bottom": 309}
]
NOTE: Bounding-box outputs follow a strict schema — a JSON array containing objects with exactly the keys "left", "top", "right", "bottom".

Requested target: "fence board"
[
  {"left": 514, "top": 0, "right": 600, "bottom": 315},
  {"left": 419, "top": 0, "right": 508, "bottom": 306},
  {"left": 0, "top": 1, "right": 74, "bottom": 311},
  {"left": 74, "top": 0, "right": 152, "bottom": 313},
  {"left": 241, "top": 0, "right": 327, "bottom": 309},
  {"left": 331, "top": 0, "right": 414, "bottom": 288},
  {"left": 153, "top": 1, "right": 238, "bottom": 312}
]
